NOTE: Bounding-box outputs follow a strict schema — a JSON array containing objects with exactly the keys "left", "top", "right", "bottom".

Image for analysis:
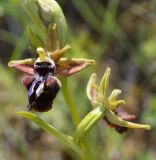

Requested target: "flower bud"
[{"left": 23, "top": 0, "right": 67, "bottom": 47}]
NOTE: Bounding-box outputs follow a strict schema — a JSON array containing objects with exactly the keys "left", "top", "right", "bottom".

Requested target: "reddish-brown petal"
[
  {"left": 9, "top": 64, "right": 34, "bottom": 75},
  {"left": 115, "top": 108, "right": 136, "bottom": 121},
  {"left": 8, "top": 59, "right": 35, "bottom": 75},
  {"left": 56, "top": 58, "right": 95, "bottom": 76}
]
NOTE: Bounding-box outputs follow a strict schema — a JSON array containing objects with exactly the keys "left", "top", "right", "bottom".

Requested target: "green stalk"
[
  {"left": 61, "top": 78, "right": 81, "bottom": 126},
  {"left": 61, "top": 78, "right": 94, "bottom": 160},
  {"left": 17, "top": 111, "right": 84, "bottom": 158}
]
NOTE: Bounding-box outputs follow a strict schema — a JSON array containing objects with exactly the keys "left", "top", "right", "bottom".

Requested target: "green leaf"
[{"left": 16, "top": 111, "right": 84, "bottom": 157}]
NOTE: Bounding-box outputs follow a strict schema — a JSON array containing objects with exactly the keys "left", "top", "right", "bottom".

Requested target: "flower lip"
[{"left": 25, "top": 75, "right": 61, "bottom": 112}]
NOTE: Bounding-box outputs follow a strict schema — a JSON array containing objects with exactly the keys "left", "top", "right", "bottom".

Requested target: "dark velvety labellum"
[
  {"left": 115, "top": 126, "right": 128, "bottom": 133},
  {"left": 23, "top": 75, "right": 60, "bottom": 112},
  {"left": 104, "top": 117, "right": 128, "bottom": 134},
  {"left": 34, "top": 62, "right": 55, "bottom": 76},
  {"left": 23, "top": 61, "right": 60, "bottom": 112}
]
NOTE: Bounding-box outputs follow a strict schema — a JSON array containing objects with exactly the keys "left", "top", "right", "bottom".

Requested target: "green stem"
[
  {"left": 61, "top": 78, "right": 81, "bottom": 126},
  {"left": 61, "top": 78, "right": 94, "bottom": 160},
  {"left": 16, "top": 111, "right": 84, "bottom": 158}
]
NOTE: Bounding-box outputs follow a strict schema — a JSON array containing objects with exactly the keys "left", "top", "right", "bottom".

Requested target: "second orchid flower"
[{"left": 86, "top": 67, "right": 151, "bottom": 133}]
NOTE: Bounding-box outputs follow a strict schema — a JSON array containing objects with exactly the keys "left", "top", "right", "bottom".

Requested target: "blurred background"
[{"left": 0, "top": 0, "right": 156, "bottom": 160}]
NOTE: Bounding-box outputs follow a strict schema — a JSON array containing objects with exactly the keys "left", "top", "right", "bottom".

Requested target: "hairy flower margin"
[{"left": 87, "top": 67, "right": 151, "bottom": 132}]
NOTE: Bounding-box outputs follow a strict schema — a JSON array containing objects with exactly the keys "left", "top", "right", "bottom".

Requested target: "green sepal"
[
  {"left": 97, "top": 67, "right": 111, "bottom": 104},
  {"left": 26, "top": 27, "right": 43, "bottom": 49},
  {"left": 106, "top": 109, "right": 151, "bottom": 130},
  {"left": 74, "top": 107, "right": 106, "bottom": 143}
]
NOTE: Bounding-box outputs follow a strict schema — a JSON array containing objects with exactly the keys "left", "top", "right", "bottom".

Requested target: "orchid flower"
[
  {"left": 8, "top": 24, "right": 95, "bottom": 112},
  {"left": 86, "top": 67, "right": 151, "bottom": 133}
]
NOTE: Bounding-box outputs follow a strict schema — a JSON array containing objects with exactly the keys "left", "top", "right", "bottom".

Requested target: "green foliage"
[{"left": 0, "top": 0, "right": 156, "bottom": 160}]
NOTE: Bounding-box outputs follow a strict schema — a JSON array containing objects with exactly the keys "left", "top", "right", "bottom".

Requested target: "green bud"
[{"left": 23, "top": 0, "right": 67, "bottom": 47}]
